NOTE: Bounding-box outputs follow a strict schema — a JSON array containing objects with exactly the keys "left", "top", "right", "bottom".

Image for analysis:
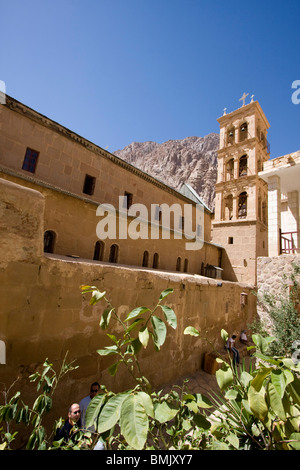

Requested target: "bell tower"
[{"left": 212, "top": 94, "right": 270, "bottom": 284}]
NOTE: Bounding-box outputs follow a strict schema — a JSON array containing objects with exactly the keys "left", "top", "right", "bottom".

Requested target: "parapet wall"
[{"left": 0, "top": 178, "right": 256, "bottom": 421}]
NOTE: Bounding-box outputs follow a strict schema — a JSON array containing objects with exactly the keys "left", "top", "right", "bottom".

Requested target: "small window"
[
  {"left": 83, "top": 174, "right": 96, "bottom": 195},
  {"left": 183, "top": 258, "right": 189, "bottom": 273},
  {"left": 152, "top": 253, "right": 159, "bottom": 269},
  {"left": 22, "top": 147, "right": 39, "bottom": 173},
  {"left": 142, "top": 250, "right": 149, "bottom": 267},
  {"left": 93, "top": 241, "right": 104, "bottom": 261},
  {"left": 176, "top": 257, "right": 181, "bottom": 271},
  {"left": 109, "top": 244, "right": 119, "bottom": 263},
  {"left": 44, "top": 230, "right": 56, "bottom": 253},
  {"left": 228, "top": 237, "right": 234, "bottom": 244},
  {"left": 154, "top": 205, "right": 162, "bottom": 223},
  {"left": 123, "top": 191, "right": 133, "bottom": 209}
]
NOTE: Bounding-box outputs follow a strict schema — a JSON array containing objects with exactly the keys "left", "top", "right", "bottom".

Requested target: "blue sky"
[{"left": 1, "top": 0, "right": 299, "bottom": 158}]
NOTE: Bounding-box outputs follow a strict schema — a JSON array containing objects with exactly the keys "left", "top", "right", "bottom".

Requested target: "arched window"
[
  {"left": 142, "top": 251, "right": 149, "bottom": 267},
  {"left": 226, "top": 158, "right": 234, "bottom": 181},
  {"left": 109, "top": 244, "right": 119, "bottom": 263},
  {"left": 176, "top": 257, "right": 181, "bottom": 271},
  {"left": 44, "top": 230, "right": 56, "bottom": 253},
  {"left": 239, "top": 155, "right": 248, "bottom": 177},
  {"left": 93, "top": 241, "right": 104, "bottom": 261},
  {"left": 227, "top": 127, "right": 235, "bottom": 145},
  {"left": 224, "top": 194, "right": 233, "bottom": 220},
  {"left": 239, "top": 122, "right": 248, "bottom": 142},
  {"left": 152, "top": 253, "right": 159, "bottom": 269},
  {"left": 238, "top": 192, "right": 247, "bottom": 219},
  {"left": 183, "top": 259, "right": 189, "bottom": 273}
]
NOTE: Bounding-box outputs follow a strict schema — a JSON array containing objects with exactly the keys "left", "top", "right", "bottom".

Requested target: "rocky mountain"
[{"left": 113, "top": 133, "right": 219, "bottom": 210}]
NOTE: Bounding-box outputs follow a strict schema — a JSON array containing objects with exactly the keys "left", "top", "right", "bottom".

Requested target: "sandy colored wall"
[{"left": 0, "top": 178, "right": 256, "bottom": 426}]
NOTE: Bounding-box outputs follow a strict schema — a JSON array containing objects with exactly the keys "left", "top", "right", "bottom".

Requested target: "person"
[
  {"left": 54, "top": 403, "right": 82, "bottom": 445},
  {"left": 240, "top": 329, "right": 249, "bottom": 345},
  {"left": 79, "top": 382, "right": 100, "bottom": 430},
  {"left": 226, "top": 334, "right": 240, "bottom": 365},
  {"left": 79, "top": 382, "right": 105, "bottom": 450}
]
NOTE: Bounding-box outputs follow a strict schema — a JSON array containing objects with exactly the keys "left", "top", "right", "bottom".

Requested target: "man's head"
[
  {"left": 68, "top": 403, "right": 81, "bottom": 425},
  {"left": 89, "top": 382, "right": 100, "bottom": 399}
]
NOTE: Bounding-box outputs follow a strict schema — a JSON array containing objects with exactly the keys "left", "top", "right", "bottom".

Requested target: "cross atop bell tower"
[
  {"left": 239, "top": 92, "right": 249, "bottom": 106},
  {"left": 212, "top": 97, "right": 271, "bottom": 284}
]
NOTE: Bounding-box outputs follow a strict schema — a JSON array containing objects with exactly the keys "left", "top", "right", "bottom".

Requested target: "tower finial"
[{"left": 239, "top": 92, "right": 249, "bottom": 107}]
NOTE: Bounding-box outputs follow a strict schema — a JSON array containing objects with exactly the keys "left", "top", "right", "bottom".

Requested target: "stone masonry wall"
[
  {"left": 257, "top": 254, "right": 300, "bottom": 326},
  {"left": 0, "top": 178, "right": 256, "bottom": 430}
]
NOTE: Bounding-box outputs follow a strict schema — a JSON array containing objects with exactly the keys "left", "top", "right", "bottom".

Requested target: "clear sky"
[{"left": 1, "top": 0, "right": 299, "bottom": 158}]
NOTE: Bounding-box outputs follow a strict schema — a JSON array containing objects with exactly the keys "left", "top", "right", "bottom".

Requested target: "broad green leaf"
[
  {"left": 184, "top": 326, "right": 200, "bottom": 336},
  {"left": 154, "top": 401, "right": 178, "bottom": 423},
  {"left": 283, "top": 369, "right": 294, "bottom": 387},
  {"left": 130, "top": 337, "right": 142, "bottom": 355},
  {"left": 248, "top": 385, "right": 268, "bottom": 421},
  {"left": 252, "top": 334, "right": 275, "bottom": 354},
  {"left": 282, "top": 358, "right": 300, "bottom": 371},
  {"left": 126, "top": 318, "right": 144, "bottom": 334},
  {"left": 253, "top": 352, "right": 281, "bottom": 366},
  {"left": 125, "top": 306, "right": 150, "bottom": 322},
  {"left": 287, "top": 378, "right": 300, "bottom": 404},
  {"left": 289, "top": 433, "right": 300, "bottom": 450},
  {"left": 240, "top": 371, "right": 253, "bottom": 388},
  {"left": 96, "top": 393, "right": 130, "bottom": 434},
  {"left": 137, "top": 391, "right": 154, "bottom": 419},
  {"left": 100, "top": 308, "right": 113, "bottom": 329},
  {"left": 120, "top": 394, "right": 149, "bottom": 449},
  {"left": 160, "top": 305, "right": 177, "bottom": 329},
  {"left": 139, "top": 327, "right": 149, "bottom": 348},
  {"left": 225, "top": 389, "right": 238, "bottom": 400},
  {"left": 226, "top": 432, "right": 239, "bottom": 449},
  {"left": 193, "top": 413, "right": 211, "bottom": 430},
  {"left": 159, "top": 288, "right": 174, "bottom": 300},
  {"left": 151, "top": 315, "right": 167, "bottom": 348},
  {"left": 216, "top": 364, "right": 233, "bottom": 391},
  {"left": 221, "top": 329, "right": 228, "bottom": 343},
  {"left": 212, "top": 440, "right": 229, "bottom": 450},
  {"left": 251, "top": 367, "right": 272, "bottom": 392},
  {"left": 90, "top": 290, "right": 106, "bottom": 305},
  {"left": 106, "top": 333, "right": 118, "bottom": 344},
  {"left": 271, "top": 370, "right": 286, "bottom": 398},
  {"left": 195, "top": 393, "right": 213, "bottom": 409},
  {"left": 108, "top": 362, "right": 119, "bottom": 376},
  {"left": 96, "top": 345, "right": 118, "bottom": 356},
  {"left": 186, "top": 401, "right": 199, "bottom": 413},
  {"left": 267, "top": 382, "right": 286, "bottom": 420},
  {"left": 85, "top": 393, "right": 106, "bottom": 430}
]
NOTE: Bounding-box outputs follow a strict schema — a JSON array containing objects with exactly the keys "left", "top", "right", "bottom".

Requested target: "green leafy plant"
[
  {"left": 0, "top": 354, "right": 78, "bottom": 450},
  {"left": 184, "top": 326, "right": 300, "bottom": 450},
  {"left": 80, "top": 286, "right": 213, "bottom": 449}
]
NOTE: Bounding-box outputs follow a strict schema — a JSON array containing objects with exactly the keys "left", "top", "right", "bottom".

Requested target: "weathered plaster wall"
[{"left": 0, "top": 178, "right": 256, "bottom": 424}]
